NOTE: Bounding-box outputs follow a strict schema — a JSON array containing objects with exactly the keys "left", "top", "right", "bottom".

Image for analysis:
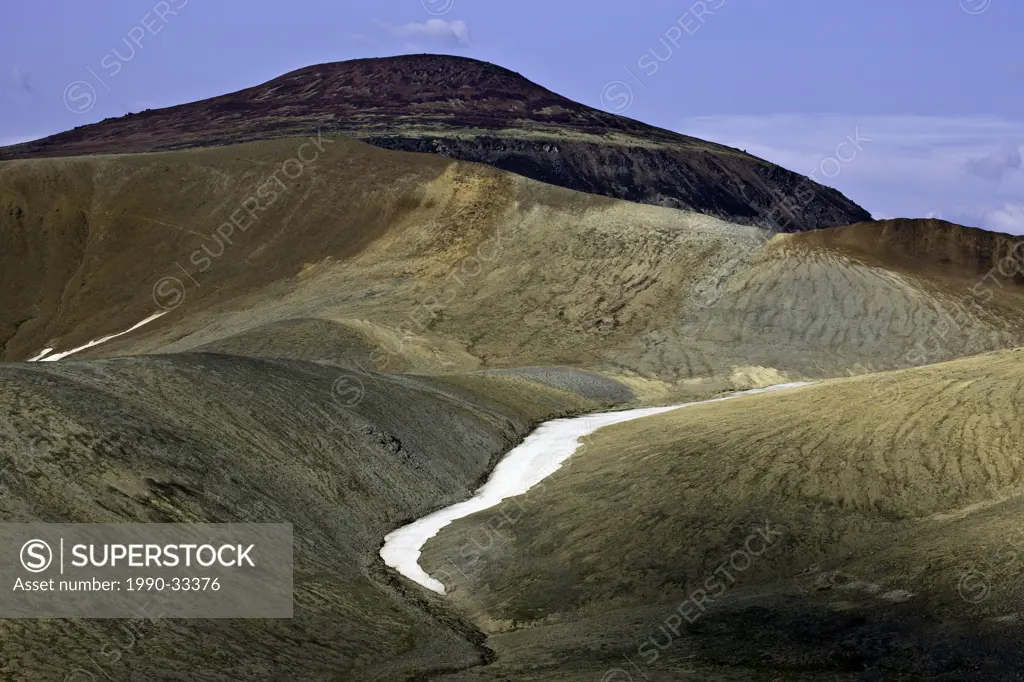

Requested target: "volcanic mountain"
[{"left": 0, "top": 54, "right": 870, "bottom": 232}]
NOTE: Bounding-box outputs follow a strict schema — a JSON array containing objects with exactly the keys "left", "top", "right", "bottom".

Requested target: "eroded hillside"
[{"left": 1, "top": 138, "right": 1021, "bottom": 393}]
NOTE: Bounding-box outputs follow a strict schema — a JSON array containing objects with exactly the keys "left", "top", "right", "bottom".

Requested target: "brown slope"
[
  {"left": 0, "top": 54, "right": 870, "bottom": 232},
  {"left": 1, "top": 138, "right": 1022, "bottom": 388},
  {"left": 783, "top": 217, "right": 1024, "bottom": 279},
  {"left": 589, "top": 216, "right": 1024, "bottom": 380}
]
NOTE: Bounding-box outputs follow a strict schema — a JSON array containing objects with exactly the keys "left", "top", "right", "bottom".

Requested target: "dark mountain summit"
[{"left": 1, "top": 54, "right": 870, "bottom": 231}]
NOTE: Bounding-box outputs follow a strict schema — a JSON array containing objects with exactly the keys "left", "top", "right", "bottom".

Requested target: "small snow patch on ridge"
[{"left": 28, "top": 312, "right": 167, "bottom": 362}]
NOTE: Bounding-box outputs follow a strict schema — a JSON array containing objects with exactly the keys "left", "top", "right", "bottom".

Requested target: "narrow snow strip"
[
  {"left": 35, "top": 312, "right": 167, "bottom": 362},
  {"left": 26, "top": 348, "right": 54, "bottom": 362},
  {"left": 380, "top": 381, "right": 814, "bottom": 594}
]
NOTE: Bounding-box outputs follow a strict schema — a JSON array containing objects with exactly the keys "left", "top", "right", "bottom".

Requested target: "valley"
[{"left": 0, "top": 51, "right": 1022, "bottom": 681}]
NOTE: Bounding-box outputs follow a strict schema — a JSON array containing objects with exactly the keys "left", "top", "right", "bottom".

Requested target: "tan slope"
[
  {"left": 419, "top": 349, "right": 1024, "bottom": 678},
  {"left": 0, "top": 135, "right": 460, "bottom": 361},
  {"left": 2, "top": 136, "right": 1022, "bottom": 387},
  {"left": 640, "top": 218, "right": 1024, "bottom": 380}
]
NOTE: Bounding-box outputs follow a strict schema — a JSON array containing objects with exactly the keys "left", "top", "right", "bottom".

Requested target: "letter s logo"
[{"left": 20, "top": 539, "right": 52, "bottom": 573}]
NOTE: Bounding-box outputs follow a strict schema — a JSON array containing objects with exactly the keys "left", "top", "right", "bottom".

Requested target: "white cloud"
[
  {"left": 678, "top": 114, "right": 1024, "bottom": 235},
  {"left": 374, "top": 19, "right": 471, "bottom": 47},
  {"left": 12, "top": 66, "right": 32, "bottom": 94},
  {"left": 966, "top": 141, "right": 1021, "bottom": 181},
  {"left": 988, "top": 205, "right": 1024, "bottom": 234},
  {"left": 954, "top": 203, "right": 1024, "bottom": 235}
]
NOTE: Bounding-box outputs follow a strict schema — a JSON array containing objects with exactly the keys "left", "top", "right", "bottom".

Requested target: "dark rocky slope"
[{"left": 0, "top": 354, "right": 616, "bottom": 680}]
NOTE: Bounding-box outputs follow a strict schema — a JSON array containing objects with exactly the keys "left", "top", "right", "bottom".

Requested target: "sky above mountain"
[{"left": 1, "top": 0, "right": 1021, "bottom": 233}]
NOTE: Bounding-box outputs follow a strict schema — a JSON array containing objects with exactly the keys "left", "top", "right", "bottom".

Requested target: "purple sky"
[{"left": 1, "top": 0, "right": 1022, "bottom": 232}]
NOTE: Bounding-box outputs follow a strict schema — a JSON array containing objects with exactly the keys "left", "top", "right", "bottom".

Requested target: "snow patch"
[
  {"left": 30, "top": 312, "right": 167, "bottom": 362},
  {"left": 380, "top": 382, "right": 813, "bottom": 593}
]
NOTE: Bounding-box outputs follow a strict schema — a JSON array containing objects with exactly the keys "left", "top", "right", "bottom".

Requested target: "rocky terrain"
[
  {"left": 0, "top": 55, "right": 870, "bottom": 231},
  {"left": 1, "top": 57, "right": 1023, "bottom": 681},
  {"left": 0, "top": 138, "right": 1019, "bottom": 388},
  {"left": 0, "top": 355, "right": 622, "bottom": 680}
]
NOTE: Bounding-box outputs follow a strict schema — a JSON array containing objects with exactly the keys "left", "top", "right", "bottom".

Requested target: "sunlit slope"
[
  {"left": 2, "top": 137, "right": 1022, "bottom": 385},
  {"left": 634, "top": 218, "right": 1024, "bottom": 379},
  {"left": 420, "top": 349, "right": 1024, "bottom": 678}
]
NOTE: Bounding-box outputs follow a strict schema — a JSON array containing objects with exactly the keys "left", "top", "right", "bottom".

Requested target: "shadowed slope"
[
  {"left": 0, "top": 354, "right": 617, "bottom": 680},
  {"left": 0, "top": 135, "right": 458, "bottom": 361}
]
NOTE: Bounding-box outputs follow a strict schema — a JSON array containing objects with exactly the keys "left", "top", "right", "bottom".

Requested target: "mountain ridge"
[
  {"left": 0, "top": 54, "right": 871, "bottom": 232},
  {"left": 1, "top": 136, "right": 1019, "bottom": 384}
]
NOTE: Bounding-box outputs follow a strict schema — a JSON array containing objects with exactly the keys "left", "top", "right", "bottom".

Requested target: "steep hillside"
[
  {"left": 1, "top": 138, "right": 1021, "bottom": 389},
  {"left": 0, "top": 55, "right": 870, "bottom": 231},
  {"left": 422, "top": 350, "right": 1024, "bottom": 679}
]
